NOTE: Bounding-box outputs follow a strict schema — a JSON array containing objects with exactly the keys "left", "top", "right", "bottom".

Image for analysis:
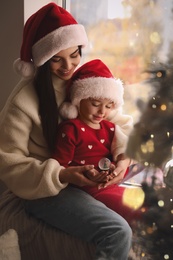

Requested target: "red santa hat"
[
  {"left": 13, "top": 2, "right": 88, "bottom": 78},
  {"left": 60, "top": 59, "right": 124, "bottom": 119}
]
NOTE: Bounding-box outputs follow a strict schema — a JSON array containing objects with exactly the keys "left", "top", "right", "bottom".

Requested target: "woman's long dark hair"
[
  {"left": 34, "top": 61, "right": 59, "bottom": 153},
  {"left": 34, "top": 46, "right": 82, "bottom": 153}
]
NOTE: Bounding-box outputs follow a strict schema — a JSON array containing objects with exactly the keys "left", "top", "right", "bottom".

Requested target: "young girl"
[
  {"left": 53, "top": 59, "right": 139, "bottom": 223},
  {"left": 0, "top": 3, "right": 133, "bottom": 259}
]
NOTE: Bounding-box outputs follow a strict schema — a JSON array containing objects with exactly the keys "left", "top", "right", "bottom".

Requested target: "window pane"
[{"left": 67, "top": 0, "right": 173, "bottom": 121}]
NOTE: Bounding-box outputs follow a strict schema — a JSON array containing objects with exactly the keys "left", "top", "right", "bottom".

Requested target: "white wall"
[
  {"left": 0, "top": 1, "right": 24, "bottom": 110},
  {"left": 24, "top": 0, "right": 62, "bottom": 21},
  {"left": 0, "top": 0, "right": 63, "bottom": 111}
]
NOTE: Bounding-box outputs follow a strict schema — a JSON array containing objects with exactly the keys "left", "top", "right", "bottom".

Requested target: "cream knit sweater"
[{"left": 0, "top": 75, "right": 133, "bottom": 200}]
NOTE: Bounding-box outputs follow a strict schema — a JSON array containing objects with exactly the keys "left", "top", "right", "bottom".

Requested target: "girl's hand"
[{"left": 98, "top": 157, "right": 131, "bottom": 189}]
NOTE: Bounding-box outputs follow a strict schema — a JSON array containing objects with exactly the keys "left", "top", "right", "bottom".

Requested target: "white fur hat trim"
[
  {"left": 71, "top": 77, "right": 124, "bottom": 106},
  {"left": 60, "top": 76, "right": 124, "bottom": 119},
  {"left": 32, "top": 24, "right": 88, "bottom": 67}
]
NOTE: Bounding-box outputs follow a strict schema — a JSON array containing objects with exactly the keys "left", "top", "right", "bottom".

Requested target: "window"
[{"left": 64, "top": 0, "right": 173, "bottom": 121}]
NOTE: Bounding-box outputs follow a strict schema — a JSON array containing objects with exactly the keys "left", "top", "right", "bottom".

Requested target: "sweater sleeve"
[
  {"left": 0, "top": 93, "right": 67, "bottom": 200},
  {"left": 107, "top": 107, "right": 133, "bottom": 159}
]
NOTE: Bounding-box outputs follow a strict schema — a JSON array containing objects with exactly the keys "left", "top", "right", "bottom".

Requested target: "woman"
[{"left": 0, "top": 3, "right": 133, "bottom": 260}]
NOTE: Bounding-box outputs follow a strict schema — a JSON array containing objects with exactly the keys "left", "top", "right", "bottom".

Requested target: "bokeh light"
[{"left": 122, "top": 187, "right": 145, "bottom": 209}]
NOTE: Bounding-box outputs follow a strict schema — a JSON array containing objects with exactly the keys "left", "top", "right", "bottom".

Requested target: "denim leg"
[{"left": 24, "top": 186, "right": 132, "bottom": 260}]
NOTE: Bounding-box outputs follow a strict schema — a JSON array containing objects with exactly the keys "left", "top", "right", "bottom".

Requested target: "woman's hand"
[
  {"left": 84, "top": 167, "right": 109, "bottom": 183},
  {"left": 59, "top": 165, "right": 99, "bottom": 187}
]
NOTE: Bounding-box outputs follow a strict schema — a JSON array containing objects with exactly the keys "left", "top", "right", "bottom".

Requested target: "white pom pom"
[
  {"left": 13, "top": 58, "right": 36, "bottom": 78},
  {"left": 60, "top": 102, "right": 78, "bottom": 119}
]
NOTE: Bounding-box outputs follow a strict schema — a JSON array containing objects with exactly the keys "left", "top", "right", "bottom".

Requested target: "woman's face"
[{"left": 50, "top": 46, "right": 81, "bottom": 80}]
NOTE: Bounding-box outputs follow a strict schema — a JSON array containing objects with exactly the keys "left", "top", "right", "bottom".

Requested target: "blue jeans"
[{"left": 24, "top": 186, "right": 132, "bottom": 260}]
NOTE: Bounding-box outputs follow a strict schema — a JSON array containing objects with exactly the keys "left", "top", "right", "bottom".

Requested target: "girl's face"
[
  {"left": 78, "top": 98, "right": 114, "bottom": 129},
  {"left": 50, "top": 46, "right": 81, "bottom": 80}
]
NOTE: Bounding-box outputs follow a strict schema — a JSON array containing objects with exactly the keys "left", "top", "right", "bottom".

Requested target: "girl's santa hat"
[
  {"left": 60, "top": 59, "right": 124, "bottom": 119},
  {"left": 13, "top": 3, "right": 88, "bottom": 78}
]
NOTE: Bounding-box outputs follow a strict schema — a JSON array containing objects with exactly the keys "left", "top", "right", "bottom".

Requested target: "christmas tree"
[{"left": 126, "top": 66, "right": 173, "bottom": 259}]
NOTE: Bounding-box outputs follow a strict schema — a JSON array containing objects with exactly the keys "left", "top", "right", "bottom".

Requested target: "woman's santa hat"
[
  {"left": 60, "top": 59, "right": 124, "bottom": 119},
  {"left": 13, "top": 2, "right": 88, "bottom": 78}
]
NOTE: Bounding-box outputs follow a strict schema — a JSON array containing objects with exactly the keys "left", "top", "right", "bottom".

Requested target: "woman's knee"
[{"left": 119, "top": 219, "right": 132, "bottom": 241}]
